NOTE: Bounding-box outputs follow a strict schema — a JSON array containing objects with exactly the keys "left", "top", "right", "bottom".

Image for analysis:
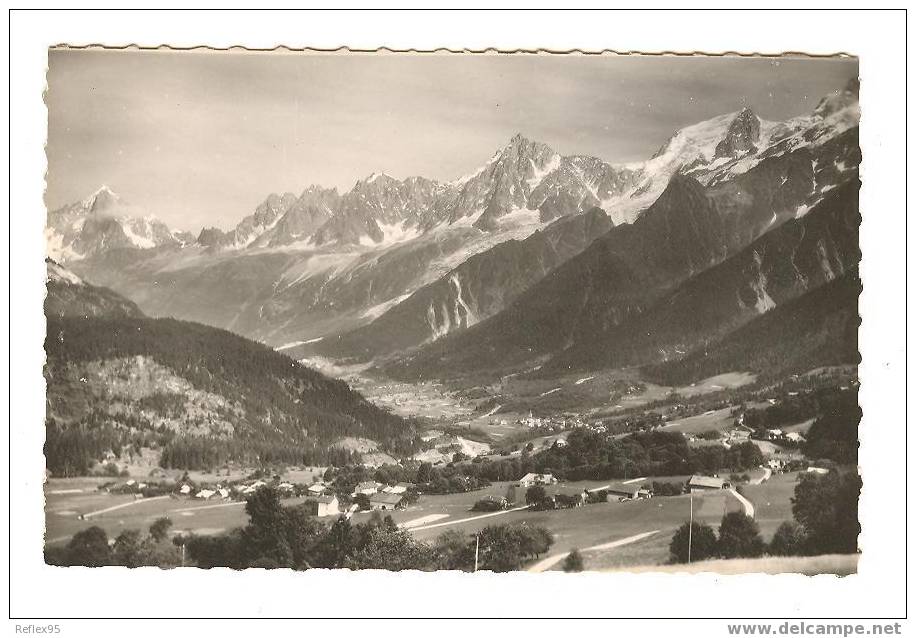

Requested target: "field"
[
  {"left": 44, "top": 479, "right": 310, "bottom": 545},
  {"left": 46, "top": 462, "right": 804, "bottom": 572},
  {"left": 607, "top": 554, "right": 858, "bottom": 575},
  {"left": 740, "top": 471, "right": 804, "bottom": 538}
]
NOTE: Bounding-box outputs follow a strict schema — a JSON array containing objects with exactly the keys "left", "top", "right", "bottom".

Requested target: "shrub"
[
  {"left": 769, "top": 520, "right": 808, "bottom": 556},
  {"left": 717, "top": 512, "right": 764, "bottom": 559},
  {"left": 669, "top": 521, "right": 717, "bottom": 564},
  {"left": 651, "top": 481, "right": 684, "bottom": 497},
  {"left": 563, "top": 549, "right": 584, "bottom": 572}
]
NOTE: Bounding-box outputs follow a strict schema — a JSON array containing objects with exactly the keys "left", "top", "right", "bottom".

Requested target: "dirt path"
[
  {"left": 749, "top": 468, "right": 772, "bottom": 485},
  {"left": 407, "top": 506, "right": 530, "bottom": 532},
  {"left": 527, "top": 530, "right": 661, "bottom": 573},
  {"left": 729, "top": 488, "right": 755, "bottom": 518}
]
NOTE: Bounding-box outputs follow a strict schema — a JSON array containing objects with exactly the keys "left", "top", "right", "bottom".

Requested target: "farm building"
[
  {"left": 313, "top": 495, "right": 340, "bottom": 517},
  {"left": 307, "top": 483, "right": 326, "bottom": 495},
  {"left": 605, "top": 483, "right": 652, "bottom": 500},
  {"left": 785, "top": 432, "right": 805, "bottom": 443},
  {"left": 381, "top": 482, "right": 413, "bottom": 495},
  {"left": 368, "top": 492, "right": 404, "bottom": 511},
  {"left": 687, "top": 475, "right": 730, "bottom": 492},
  {"left": 353, "top": 481, "right": 381, "bottom": 496},
  {"left": 517, "top": 473, "right": 558, "bottom": 487}
]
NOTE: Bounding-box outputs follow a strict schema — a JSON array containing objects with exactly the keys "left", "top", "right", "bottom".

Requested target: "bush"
[
  {"left": 563, "top": 549, "right": 584, "bottom": 572},
  {"left": 651, "top": 481, "right": 684, "bottom": 497},
  {"left": 769, "top": 521, "right": 808, "bottom": 556},
  {"left": 64, "top": 526, "right": 112, "bottom": 567},
  {"left": 717, "top": 512, "right": 764, "bottom": 559},
  {"left": 471, "top": 498, "right": 507, "bottom": 512},
  {"left": 525, "top": 485, "right": 548, "bottom": 506},
  {"left": 669, "top": 521, "right": 717, "bottom": 564}
]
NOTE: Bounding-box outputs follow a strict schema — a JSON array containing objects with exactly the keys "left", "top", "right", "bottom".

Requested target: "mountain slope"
[
  {"left": 314, "top": 207, "right": 614, "bottom": 360},
  {"left": 379, "top": 175, "right": 730, "bottom": 379},
  {"left": 547, "top": 179, "right": 860, "bottom": 372},
  {"left": 45, "top": 258, "right": 144, "bottom": 320},
  {"left": 43, "top": 265, "right": 417, "bottom": 476},
  {"left": 642, "top": 269, "right": 861, "bottom": 385}
]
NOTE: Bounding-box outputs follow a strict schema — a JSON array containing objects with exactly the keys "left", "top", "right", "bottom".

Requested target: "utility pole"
[
  {"left": 474, "top": 533, "right": 480, "bottom": 573},
  {"left": 687, "top": 493, "right": 694, "bottom": 564},
  {"left": 181, "top": 542, "right": 186, "bottom": 568}
]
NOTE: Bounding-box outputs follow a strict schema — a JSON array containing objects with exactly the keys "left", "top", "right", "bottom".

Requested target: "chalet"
[
  {"left": 807, "top": 467, "right": 830, "bottom": 475},
  {"left": 605, "top": 483, "right": 652, "bottom": 500},
  {"left": 517, "top": 473, "right": 557, "bottom": 487},
  {"left": 179, "top": 484, "right": 192, "bottom": 495},
  {"left": 196, "top": 489, "right": 216, "bottom": 499},
  {"left": 382, "top": 482, "right": 413, "bottom": 495},
  {"left": 368, "top": 492, "right": 404, "bottom": 511},
  {"left": 217, "top": 488, "right": 230, "bottom": 499},
  {"left": 687, "top": 475, "right": 730, "bottom": 492},
  {"left": 314, "top": 495, "right": 340, "bottom": 517},
  {"left": 353, "top": 481, "right": 381, "bottom": 496},
  {"left": 785, "top": 432, "right": 805, "bottom": 443},
  {"left": 307, "top": 482, "right": 326, "bottom": 495}
]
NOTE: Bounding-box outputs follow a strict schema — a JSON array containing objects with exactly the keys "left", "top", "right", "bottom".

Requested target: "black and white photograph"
[
  {"left": 6, "top": 6, "right": 910, "bottom": 627},
  {"left": 41, "top": 48, "right": 862, "bottom": 576}
]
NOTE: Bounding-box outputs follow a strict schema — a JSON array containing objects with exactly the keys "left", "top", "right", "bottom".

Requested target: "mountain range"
[{"left": 46, "top": 78, "right": 861, "bottom": 386}]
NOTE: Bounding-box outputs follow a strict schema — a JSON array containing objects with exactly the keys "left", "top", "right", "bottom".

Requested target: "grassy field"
[
  {"left": 604, "top": 553, "right": 858, "bottom": 575},
  {"left": 659, "top": 408, "right": 736, "bottom": 435},
  {"left": 47, "top": 468, "right": 800, "bottom": 572},
  {"left": 740, "top": 471, "right": 803, "bottom": 539},
  {"left": 44, "top": 480, "right": 311, "bottom": 545}
]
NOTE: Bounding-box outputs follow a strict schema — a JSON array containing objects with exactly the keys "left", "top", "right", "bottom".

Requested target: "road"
[
  {"left": 749, "top": 468, "right": 772, "bottom": 485},
  {"left": 527, "top": 530, "right": 660, "bottom": 572},
  {"left": 728, "top": 488, "right": 755, "bottom": 518}
]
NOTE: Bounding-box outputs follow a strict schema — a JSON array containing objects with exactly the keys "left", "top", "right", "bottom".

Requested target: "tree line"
[{"left": 47, "top": 486, "right": 554, "bottom": 572}]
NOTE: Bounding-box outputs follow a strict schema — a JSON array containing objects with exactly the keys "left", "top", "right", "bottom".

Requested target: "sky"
[{"left": 46, "top": 50, "right": 857, "bottom": 233}]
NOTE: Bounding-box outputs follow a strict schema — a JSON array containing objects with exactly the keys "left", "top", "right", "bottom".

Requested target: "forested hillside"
[{"left": 44, "top": 265, "right": 417, "bottom": 476}]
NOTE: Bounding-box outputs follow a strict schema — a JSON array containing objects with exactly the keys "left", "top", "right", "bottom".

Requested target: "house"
[
  {"left": 785, "top": 432, "right": 805, "bottom": 443},
  {"left": 277, "top": 482, "right": 295, "bottom": 494},
  {"left": 382, "top": 482, "right": 412, "bottom": 495},
  {"left": 767, "top": 429, "right": 784, "bottom": 438},
  {"left": 314, "top": 494, "right": 340, "bottom": 517},
  {"left": 605, "top": 483, "right": 652, "bottom": 500},
  {"left": 807, "top": 467, "right": 830, "bottom": 475},
  {"left": 217, "top": 488, "right": 230, "bottom": 499},
  {"left": 353, "top": 481, "right": 381, "bottom": 496},
  {"left": 517, "top": 473, "right": 557, "bottom": 487},
  {"left": 196, "top": 489, "right": 216, "bottom": 499},
  {"left": 307, "top": 482, "right": 326, "bottom": 495},
  {"left": 368, "top": 492, "right": 404, "bottom": 511},
  {"left": 179, "top": 484, "right": 192, "bottom": 495},
  {"left": 687, "top": 475, "right": 730, "bottom": 492}
]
